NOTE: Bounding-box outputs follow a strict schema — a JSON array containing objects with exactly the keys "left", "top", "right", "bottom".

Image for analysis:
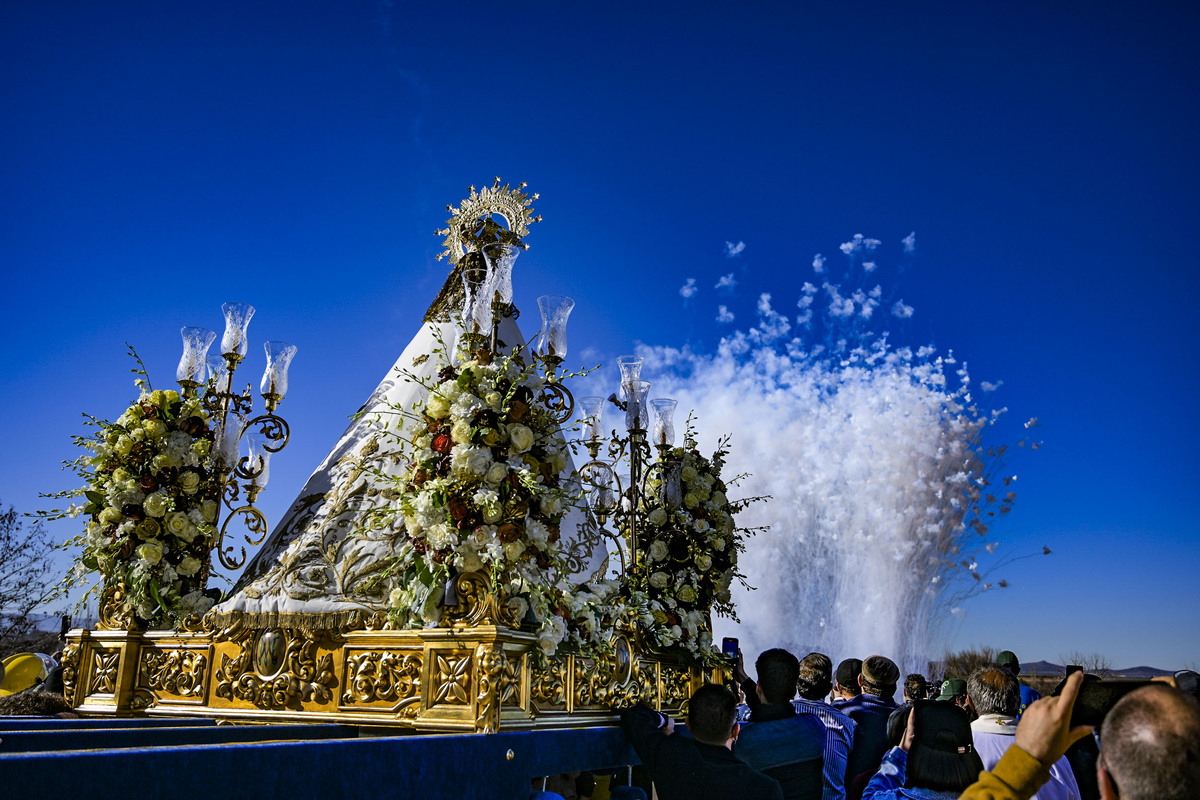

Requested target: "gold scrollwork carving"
[
  {"left": 60, "top": 644, "right": 80, "bottom": 703},
  {"left": 441, "top": 572, "right": 520, "bottom": 628},
  {"left": 431, "top": 652, "right": 472, "bottom": 706},
  {"left": 140, "top": 649, "right": 209, "bottom": 698},
  {"left": 531, "top": 657, "right": 568, "bottom": 708},
  {"left": 660, "top": 664, "right": 693, "bottom": 711},
  {"left": 215, "top": 628, "right": 336, "bottom": 709},
  {"left": 342, "top": 650, "right": 423, "bottom": 718},
  {"left": 475, "top": 644, "right": 521, "bottom": 733},
  {"left": 97, "top": 580, "right": 138, "bottom": 631},
  {"left": 90, "top": 650, "right": 120, "bottom": 695}
]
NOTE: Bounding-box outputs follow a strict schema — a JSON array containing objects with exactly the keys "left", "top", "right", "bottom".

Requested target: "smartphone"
[
  {"left": 722, "top": 637, "right": 739, "bottom": 659},
  {"left": 1068, "top": 678, "right": 1153, "bottom": 728}
]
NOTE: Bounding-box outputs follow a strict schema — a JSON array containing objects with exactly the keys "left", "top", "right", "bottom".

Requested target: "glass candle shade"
[
  {"left": 220, "top": 302, "right": 255, "bottom": 358},
  {"left": 535, "top": 295, "right": 574, "bottom": 359},
  {"left": 207, "top": 355, "right": 230, "bottom": 393},
  {"left": 246, "top": 433, "right": 272, "bottom": 488},
  {"left": 661, "top": 459, "right": 684, "bottom": 508},
  {"left": 482, "top": 242, "right": 519, "bottom": 307},
  {"left": 176, "top": 327, "right": 216, "bottom": 385},
  {"left": 260, "top": 341, "right": 298, "bottom": 401},
  {"left": 579, "top": 396, "right": 605, "bottom": 442},
  {"left": 616, "top": 355, "right": 644, "bottom": 401},
  {"left": 624, "top": 380, "right": 651, "bottom": 432},
  {"left": 650, "top": 398, "right": 678, "bottom": 447},
  {"left": 461, "top": 264, "right": 491, "bottom": 335}
]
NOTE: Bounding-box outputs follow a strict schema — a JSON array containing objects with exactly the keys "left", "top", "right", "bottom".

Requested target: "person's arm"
[
  {"left": 620, "top": 704, "right": 673, "bottom": 773},
  {"left": 861, "top": 747, "right": 906, "bottom": 799},
  {"left": 959, "top": 671, "right": 1093, "bottom": 800}
]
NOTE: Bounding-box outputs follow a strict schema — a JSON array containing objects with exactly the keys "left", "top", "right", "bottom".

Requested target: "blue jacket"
[
  {"left": 840, "top": 693, "right": 898, "bottom": 799},
  {"left": 736, "top": 702, "right": 826, "bottom": 800},
  {"left": 861, "top": 748, "right": 961, "bottom": 800}
]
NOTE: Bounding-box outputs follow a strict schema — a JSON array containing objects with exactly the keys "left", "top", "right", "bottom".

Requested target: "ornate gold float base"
[{"left": 62, "top": 621, "right": 712, "bottom": 732}]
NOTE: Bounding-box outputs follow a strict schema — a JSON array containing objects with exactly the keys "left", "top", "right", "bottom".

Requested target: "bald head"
[{"left": 1099, "top": 684, "right": 1200, "bottom": 800}]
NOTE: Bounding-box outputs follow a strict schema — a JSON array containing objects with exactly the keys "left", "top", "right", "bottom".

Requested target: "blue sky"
[{"left": 2, "top": 1, "right": 1197, "bottom": 670}]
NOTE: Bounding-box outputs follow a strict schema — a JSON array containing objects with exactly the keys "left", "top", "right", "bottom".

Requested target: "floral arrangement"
[
  {"left": 633, "top": 433, "right": 758, "bottom": 661},
  {"left": 48, "top": 354, "right": 221, "bottom": 626},
  {"left": 374, "top": 345, "right": 628, "bottom": 660}
]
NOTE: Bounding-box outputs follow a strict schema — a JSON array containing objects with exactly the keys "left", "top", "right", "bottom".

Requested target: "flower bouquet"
[
  {"left": 633, "top": 433, "right": 759, "bottom": 662},
  {"left": 49, "top": 354, "right": 222, "bottom": 626},
  {"left": 372, "top": 343, "right": 626, "bottom": 660}
]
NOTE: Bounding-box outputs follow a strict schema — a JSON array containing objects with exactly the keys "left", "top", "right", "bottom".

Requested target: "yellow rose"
[
  {"left": 98, "top": 507, "right": 123, "bottom": 527},
  {"left": 179, "top": 471, "right": 201, "bottom": 494},
  {"left": 200, "top": 500, "right": 218, "bottom": 523},
  {"left": 136, "top": 540, "right": 164, "bottom": 565},
  {"left": 176, "top": 557, "right": 202, "bottom": 577},
  {"left": 142, "top": 419, "right": 167, "bottom": 439}
]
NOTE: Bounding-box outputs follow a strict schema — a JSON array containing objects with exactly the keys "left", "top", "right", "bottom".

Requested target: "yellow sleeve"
[{"left": 958, "top": 746, "right": 1053, "bottom": 800}]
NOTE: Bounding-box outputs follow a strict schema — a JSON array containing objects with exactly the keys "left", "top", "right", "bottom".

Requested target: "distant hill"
[{"left": 1022, "top": 660, "right": 1175, "bottom": 678}]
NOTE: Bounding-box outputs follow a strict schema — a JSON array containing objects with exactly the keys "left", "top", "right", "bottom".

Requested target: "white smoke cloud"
[
  {"left": 980, "top": 380, "right": 1003, "bottom": 392},
  {"left": 863, "top": 261, "right": 877, "bottom": 272},
  {"left": 813, "top": 254, "right": 826, "bottom": 274},
  {"left": 679, "top": 278, "right": 698, "bottom": 299},
  {"left": 839, "top": 233, "right": 882, "bottom": 255},
  {"left": 902, "top": 231, "right": 917, "bottom": 253},
  {"left": 715, "top": 273, "right": 738, "bottom": 291},
  {"left": 892, "top": 300, "right": 915, "bottom": 319},
  {"left": 630, "top": 237, "right": 1018, "bottom": 670},
  {"left": 725, "top": 240, "right": 746, "bottom": 258}
]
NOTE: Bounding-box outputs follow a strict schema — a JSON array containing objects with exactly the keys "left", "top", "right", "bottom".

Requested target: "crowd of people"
[{"left": 621, "top": 649, "right": 1200, "bottom": 800}]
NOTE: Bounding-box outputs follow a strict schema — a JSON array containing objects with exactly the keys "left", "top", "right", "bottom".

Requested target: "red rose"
[
  {"left": 432, "top": 433, "right": 453, "bottom": 454},
  {"left": 448, "top": 497, "right": 469, "bottom": 521},
  {"left": 498, "top": 523, "right": 520, "bottom": 543},
  {"left": 139, "top": 474, "right": 158, "bottom": 492}
]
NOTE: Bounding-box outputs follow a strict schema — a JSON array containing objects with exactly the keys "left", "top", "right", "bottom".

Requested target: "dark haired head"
[
  {"left": 755, "top": 649, "right": 800, "bottom": 704},
  {"left": 906, "top": 700, "right": 984, "bottom": 792},
  {"left": 687, "top": 684, "right": 738, "bottom": 746},
  {"left": 835, "top": 658, "right": 863, "bottom": 696},
  {"left": 797, "top": 652, "right": 834, "bottom": 700},
  {"left": 904, "top": 673, "right": 929, "bottom": 702}
]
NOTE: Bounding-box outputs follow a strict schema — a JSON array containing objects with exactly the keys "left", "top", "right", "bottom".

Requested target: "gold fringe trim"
[{"left": 207, "top": 608, "right": 374, "bottom": 634}]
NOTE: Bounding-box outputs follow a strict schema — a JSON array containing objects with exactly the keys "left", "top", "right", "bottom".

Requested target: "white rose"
[
  {"left": 508, "top": 424, "right": 535, "bottom": 453},
  {"left": 115, "top": 436, "right": 134, "bottom": 456},
  {"left": 677, "top": 585, "right": 698, "bottom": 604},
  {"left": 540, "top": 495, "right": 563, "bottom": 518},
  {"left": 485, "top": 462, "right": 508, "bottom": 485},
  {"left": 648, "top": 540, "right": 669, "bottom": 562},
  {"left": 503, "top": 540, "right": 525, "bottom": 561},
  {"left": 165, "top": 511, "right": 190, "bottom": 538},
  {"left": 427, "top": 393, "right": 451, "bottom": 419},
  {"left": 142, "top": 419, "right": 167, "bottom": 439},
  {"left": 649, "top": 571, "right": 670, "bottom": 589},
  {"left": 98, "top": 507, "right": 123, "bottom": 527},
  {"left": 181, "top": 590, "right": 215, "bottom": 616},
  {"left": 683, "top": 493, "right": 699, "bottom": 509},
  {"left": 695, "top": 553, "right": 713, "bottom": 572},
  {"left": 176, "top": 556, "right": 202, "bottom": 577},
  {"left": 144, "top": 492, "right": 168, "bottom": 518},
  {"left": 682, "top": 465, "right": 698, "bottom": 483},
  {"left": 451, "top": 418, "right": 473, "bottom": 444},
  {"left": 693, "top": 518, "right": 710, "bottom": 533},
  {"left": 484, "top": 391, "right": 502, "bottom": 410},
  {"left": 136, "top": 540, "right": 164, "bottom": 565},
  {"left": 647, "top": 508, "right": 668, "bottom": 527},
  {"left": 200, "top": 500, "right": 218, "bottom": 524}
]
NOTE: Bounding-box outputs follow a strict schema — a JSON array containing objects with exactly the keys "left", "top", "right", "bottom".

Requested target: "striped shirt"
[{"left": 792, "top": 696, "right": 857, "bottom": 800}]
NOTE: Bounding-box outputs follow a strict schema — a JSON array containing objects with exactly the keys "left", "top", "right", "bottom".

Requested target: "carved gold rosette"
[{"left": 63, "top": 576, "right": 721, "bottom": 730}]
